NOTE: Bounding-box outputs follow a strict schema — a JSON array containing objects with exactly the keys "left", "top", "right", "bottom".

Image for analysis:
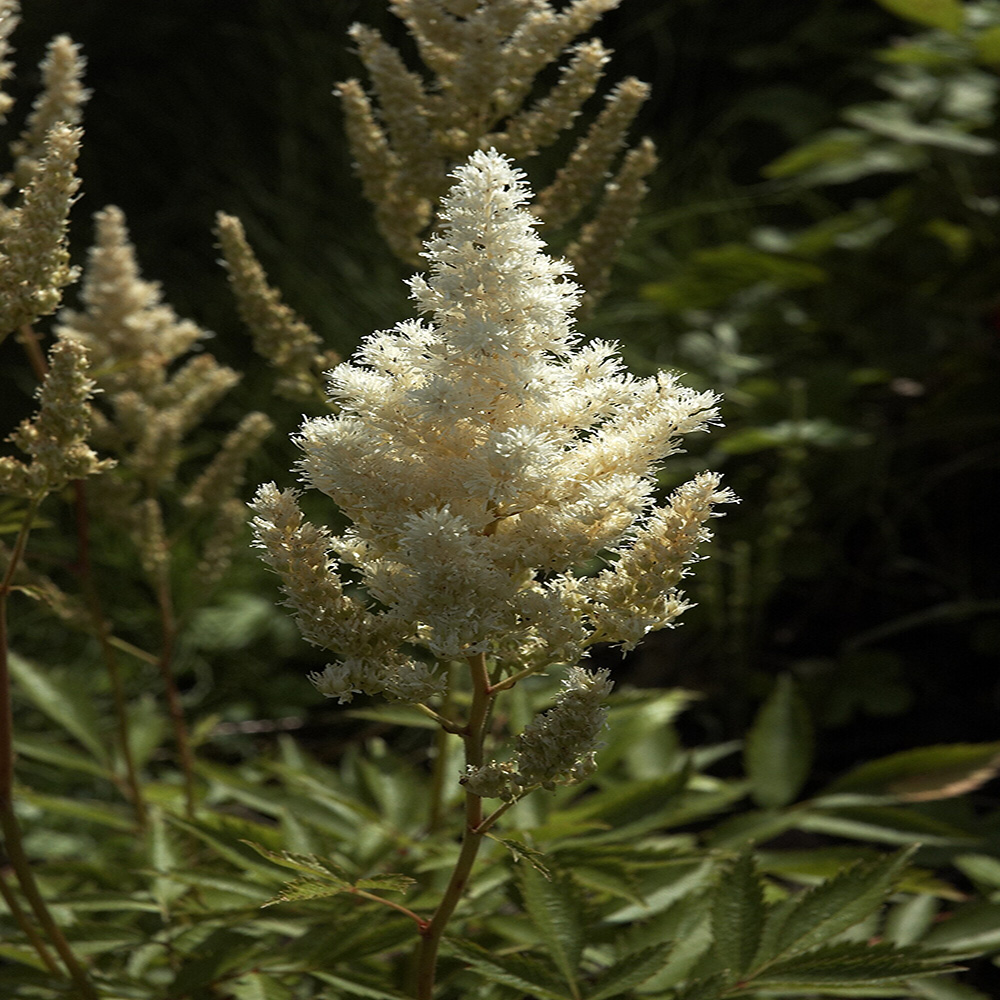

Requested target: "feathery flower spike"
[{"left": 254, "top": 149, "right": 734, "bottom": 733}]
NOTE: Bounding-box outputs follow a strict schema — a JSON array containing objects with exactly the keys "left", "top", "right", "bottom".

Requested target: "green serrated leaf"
[
  {"left": 745, "top": 675, "right": 813, "bottom": 808},
  {"left": 239, "top": 840, "right": 349, "bottom": 883},
  {"left": 312, "top": 971, "right": 412, "bottom": 999},
  {"left": 712, "top": 850, "right": 765, "bottom": 977},
  {"left": 168, "top": 928, "right": 258, "bottom": 997},
  {"left": 585, "top": 942, "right": 673, "bottom": 1000},
  {"left": 262, "top": 876, "right": 348, "bottom": 907},
  {"left": 755, "top": 847, "right": 917, "bottom": 965},
  {"left": 873, "top": 0, "right": 964, "bottom": 31},
  {"left": 671, "top": 972, "right": 728, "bottom": 1000},
  {"left": 9, "top": 652, "right": 109, "bottom": 764},
  {"left": 355, "top": 872, "right": 416, "bottom": 893},
  {"left": 753, "top": 940, "right": 958, "bottom": 986},
  {"left": 447, "top": 938, "right": 572, "bottom": 999},
  {"left": 517, "top": 863, "right": 584, "bottom": 994},
  {"left": 491, "top": 835, "right": 553, "bottom": 877},
  {"left": 824, "top": 743, "right": 1000, "bottom": 801}
]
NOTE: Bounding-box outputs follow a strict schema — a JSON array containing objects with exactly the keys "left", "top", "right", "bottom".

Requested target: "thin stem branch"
[
  {"left": 0, "top": 866, "right": 63, "bottom": 976},
  {"left": 347, "top": 886, "right": 430, "bottom": 930},
  {"left": 414, "top": 651, "right": 492, "bottom": 1000},
  {"left": 0, "top": 500, "right": 99, "bottom": 1000},
  {"left": 154, "top": 578, "right": 197, "bottom": 817},
  {"left": 473, "top": 799, "right": 517, "bottom": 835},
  {"left": 414, "top": 700, "right": 463, "bottom": 734},
  {"left": 17, "top": 324, "right": 49, "bottom": 381},
  {"left": 0, "top": 805, "right": 99, "bottom": 998},
  {"left": 488, "top": 662, "right": 546, "bottom": 694},
  {"left": 426, "top": 663, "right": 455, "bottom": 833},
  {"left": 72, "top": 481, "right": 146, "bottom": 827}
]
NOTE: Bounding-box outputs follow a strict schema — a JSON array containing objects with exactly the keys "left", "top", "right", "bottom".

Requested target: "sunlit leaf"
[
  {"left": 873, "top": 0, "right": 964, "bottom": 31},
  {"left": 824, "top": 742, "right": 1000, "bottom": 801}
]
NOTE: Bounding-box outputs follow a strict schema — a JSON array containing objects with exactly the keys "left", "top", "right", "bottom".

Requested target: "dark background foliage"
[{"left": 4, "top": 0, "right": 998, "bottom": 786}]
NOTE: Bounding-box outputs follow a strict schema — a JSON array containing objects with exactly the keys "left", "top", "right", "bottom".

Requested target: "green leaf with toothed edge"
[
  {"left": 447, "top": 938, "right": 572, "bottom": 999},
  {"left": 516, "top": 863, "right": 584, "bottom": 993},
  {"left": 755, "top": 846, "right": 918, "bottom": 966},
  {"left": 712, "top": 849, "right": 765, "bottom": 977},
  {"left": 585, "top": 943, "right": 674, "bottom": 999}
]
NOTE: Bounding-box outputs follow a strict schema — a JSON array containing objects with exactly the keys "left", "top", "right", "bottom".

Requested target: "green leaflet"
[
  {"left": 754, "top": 846, "right": 917, "bottom": 966},
  {"left": 9, "top": 651, "right": 110, "bottom": 765},
  {"left": 584, "top": 942, "right": 673, "bottom": 1000},
  {"left": 745, "top": 675, "right": 814, "bottom": 808},
  {"left": 751, "top": 940, "right": 959, "bottom": 987},
  {"left": 823, "top": 742, "right": 1000, "bottom": 801},
  {"left": 446, "top": 939, "right": 571, "bottom": 1000},
  {"left": 516, "top": 863, "right": 585, "bottom": 997},
  {"left": 873, "top": 0, "right": 964, "bottom": 32},
  {"left": 711, "top": 850, "right": 765, "bottom": 977}
]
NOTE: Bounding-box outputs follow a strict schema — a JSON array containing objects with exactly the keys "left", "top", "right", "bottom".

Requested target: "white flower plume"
[{"left": 253, "top": 149, "right": 734, "bottom": 701}]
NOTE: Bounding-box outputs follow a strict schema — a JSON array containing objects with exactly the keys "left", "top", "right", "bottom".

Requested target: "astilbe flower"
[
  {"left": 0, "top": 1, "right": 86, "bottom": 341},
  {"left": 251, "top": 149, "right": 733, "bottom": 790},
  {"left": 337, "top": 0, "right": 656, "bottom": 309}
]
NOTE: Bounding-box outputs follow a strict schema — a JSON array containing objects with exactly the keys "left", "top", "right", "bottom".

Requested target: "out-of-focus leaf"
[
  {"left": 13, "top": 735, "right": 111, "bottom": 779},
  {"left": 921, "top": 901, "right": 1000, "bottom": 953},
  {"left": 643, "top": 244, "right": 825, "bottom": 311},
  {"left": 823, "top": 742, "right": 1000, "bottom": 801},
  {"left": 911, "top": 976, "right": 993, "bottom": 999},
  {"left": 9, "top": 652, "right": 109, "bottom": 764},
  {"left": 954, "top": 853, "right": 1000, "bottom": 889},
  {"left": 974, "top": 25, "right": 1000, "bottom": 64},
  {"left": 312, "top": 971, "right": 413, "bottom": 999},
  {"left": 884, "top": 894, "right": 940, "bottom": 946},
  {"left": 17, "top": 788, "right": 134, "bottom": 831},
  {"left": 765, "top": 131, "right": 928, "bottom": 183},
  {"left": 844, "top": 103, "right": 996, "bottom": 153},
  {"left": 745, "top": 675, "right": 814, "bottom": 808},
  {"left": 345, "top": 705, "right": 440, "bottom": 729},
  {"left": 874, "top": 0, "right": 964, "bottom": 32},
  {"left": 227, "top": 971, "right": 294, "bottom": 1000},
  {"left": 721, "top": 419, "right": 869, "bottom": 455}
]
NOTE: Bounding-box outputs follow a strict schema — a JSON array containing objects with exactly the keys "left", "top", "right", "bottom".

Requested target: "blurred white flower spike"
[{"left": 251, "top": 149, "right": 735, "bottom": 712}]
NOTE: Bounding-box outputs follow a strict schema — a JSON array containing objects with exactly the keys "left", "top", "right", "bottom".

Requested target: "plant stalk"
[
  {"left": 414, "top": 651, "right": 492, "bottom": 1000},
  {"left": 0, "top": 500, "right": 99, "bottom": 999},
  {"left": 73, "top": 481, "right": 146, "bottom": 827},
  {"left": 154, "top": 578, "right": 197, "bottom": 817}
]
